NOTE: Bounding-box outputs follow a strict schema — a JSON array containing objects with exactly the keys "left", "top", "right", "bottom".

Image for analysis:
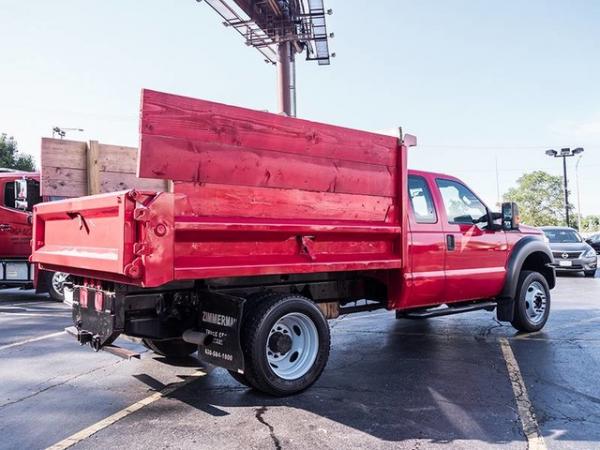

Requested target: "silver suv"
[{"left": 541, "top": 227, "right": 597, "bottom": 277}]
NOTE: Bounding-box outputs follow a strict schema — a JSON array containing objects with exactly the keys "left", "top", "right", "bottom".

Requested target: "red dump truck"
[
  {"left": 31, "top": 90, "right": 555, "bottom": 396},
  {"left": 0, "top": 170, "right": 67, "bottom": 300}
]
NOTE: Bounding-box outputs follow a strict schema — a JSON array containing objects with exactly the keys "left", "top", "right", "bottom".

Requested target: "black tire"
[
  {"left": 47, "top": 271, "right": 69, "bottom": 302},
  {"left": 225, "top": 291, "right": 271, "bottom": 389},
  {"left": 511, "top": 271, "right": 551, "bottom": 333},
  {"left": 142, "top": 338, "right": 197, "bottom": 358},
  {"left": 239, "top": 293, "right": 330, "bottom": 396},
  {"left": 584, "top": 270, "right": 597, "bottom": 278}
]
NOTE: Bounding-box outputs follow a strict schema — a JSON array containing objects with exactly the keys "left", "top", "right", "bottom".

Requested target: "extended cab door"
[
  {"left": 0, "top": 178, "right": 34, "bottom": 258},
  {"left": 405, "top": 175, "right": 446, "bottom": 307},
  {"left": 435, "top": 178, "right": 508, "bottom": 302}
]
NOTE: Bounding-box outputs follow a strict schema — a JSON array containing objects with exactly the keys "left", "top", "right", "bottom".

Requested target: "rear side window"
[{"left": 408, "top": 176, "right": 437, "bottom": 224}]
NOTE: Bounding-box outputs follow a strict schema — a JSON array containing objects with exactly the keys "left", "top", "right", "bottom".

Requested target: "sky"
[{"left": 1, "top": 0, "right": 600, "bottom": 215}]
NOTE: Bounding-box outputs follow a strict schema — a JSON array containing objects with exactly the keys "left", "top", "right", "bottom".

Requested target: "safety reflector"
[{"left": 95, "top": 290, "right": 104, "bottom": 311}]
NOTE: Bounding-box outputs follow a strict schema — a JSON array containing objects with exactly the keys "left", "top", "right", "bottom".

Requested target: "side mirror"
[
  {"left": 501, "top": 202, "right": 520, "bottom": 230},
  {"left": 14, "top": 179, "right": 28, "bottom": 210}
]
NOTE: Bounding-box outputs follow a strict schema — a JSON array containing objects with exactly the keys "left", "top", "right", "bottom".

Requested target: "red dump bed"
[{"left": 32, "top": 90, "right": 409, "bottom": 287}]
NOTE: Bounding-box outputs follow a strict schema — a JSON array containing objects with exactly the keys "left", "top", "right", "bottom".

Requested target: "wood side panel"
[
  {"left": 41, "top": 138, "right": 88, "bottom": 197},
  {"left": 99, "top": 172, "right": 167, "bottom": 193},
  {"left": 42, "top": 177, "right": 87, "bottom": 197},
  {"left": 140, "top": 89, "right": 398, "bottom": 171},
  {"left": 96, "top": 143, "right": 167, "bottom": 193},
  {"left": 140, "top": 134, "right": 395, "bottom": 197},
  {"left": 41, "top": 138, "right": 87, "bottom": 169},
  {"left": 97, "top": 143, "right": 139, "bottom": 173},
  {"left": 175, "top": 183, "right": 393, "bottom": 222},
  {"left": 41, "top": 138, "right": 166, "bottom": 197},
  {"left": 87, "top": 140, "right": 101, "bottom": 195}
]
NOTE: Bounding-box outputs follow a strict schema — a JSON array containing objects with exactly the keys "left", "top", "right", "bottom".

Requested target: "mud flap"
[
  {"left": 496, "top": 298, "right": 515, "bottom": 322},
  {"left": 198, "top": 291, "right": 245, "bottom": 374}
]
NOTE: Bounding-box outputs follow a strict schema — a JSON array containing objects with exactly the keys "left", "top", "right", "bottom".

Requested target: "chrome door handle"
[{"left": 0, "top": 224, "right": 11, "bottom": 231}]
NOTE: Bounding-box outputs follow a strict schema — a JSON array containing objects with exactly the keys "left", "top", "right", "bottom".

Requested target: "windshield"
[{"left": 543, "top": 229, "right": 582, "bottom": 244}]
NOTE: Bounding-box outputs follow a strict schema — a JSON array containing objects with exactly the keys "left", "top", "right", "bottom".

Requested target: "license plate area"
[{"left": 559, "top": 260, "right": 573, "bottom": 267}]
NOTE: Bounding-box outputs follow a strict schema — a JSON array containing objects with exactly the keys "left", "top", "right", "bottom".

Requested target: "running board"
[
  {"left": 398, "top": 301, "right": 497, "bottom": 319},
  {"left": 65, "top": 326, "right": 141, "bottom": 360}
]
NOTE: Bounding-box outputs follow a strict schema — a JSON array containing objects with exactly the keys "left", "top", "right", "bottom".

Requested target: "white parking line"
[
  {"left": 0, "top": 312, "right": 71, "bottom": 318},
  {"left": 46, "top": 370, "right": 206, "bottom": 450},
  {"left": 0, "top": 331, "right": 66, "bottom": 352},
  {"left": 499, "top": 337, "right": 547, "bottom": 450}
]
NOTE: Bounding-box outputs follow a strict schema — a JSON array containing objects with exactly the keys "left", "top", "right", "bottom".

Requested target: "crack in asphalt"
[
  {"left": 255, "top": 406, "right": 282, "bottom": 450},
  {"left": 478, "top": 318, "right": 506, "bottom": 338}
]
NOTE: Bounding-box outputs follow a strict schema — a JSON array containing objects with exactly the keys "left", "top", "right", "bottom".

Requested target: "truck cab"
[
  {"left": 0, "top": 171, "right": 39, "bottom": 286},
  {"left": 405, "top": 170, "right": 552, "bottom": 310},
  {"left": 0, "top": 170, "right": 67, "bottom": 299}
]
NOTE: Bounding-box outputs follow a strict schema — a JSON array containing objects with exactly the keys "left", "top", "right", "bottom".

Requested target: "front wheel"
[
  {"left": 511, "top": 271, "right": 551, "bottom": 333},
  {"left": 48, "top": 272, "right": 70, "bottom": 302},
  {"left": 237, "top": 294, "right": 330, "bottom": 396},
  {"left": 584, "top": 270, "right": 597, "bottom": 278}
]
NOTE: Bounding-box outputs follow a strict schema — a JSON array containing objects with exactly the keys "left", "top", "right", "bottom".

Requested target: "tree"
[
  {"left": 503, "top": 171, "right": 572, "bottom": 227},
  {"left": 0, "top": 134, "right": 36, "bottom": 171},
  {"left": 580, "top": 215, "right": 600, "bottom": 233}
]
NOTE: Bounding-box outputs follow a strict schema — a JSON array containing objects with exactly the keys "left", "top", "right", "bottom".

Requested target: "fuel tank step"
[{"left": 398, "top": 301, "right": 497, "bottom": 319}]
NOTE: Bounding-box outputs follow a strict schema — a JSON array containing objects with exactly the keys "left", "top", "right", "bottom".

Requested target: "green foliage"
[
  {"left": 503, "top": 171, "right": 572, "bottom": 227},
  {"left": 580, "top": 215, "right": 600, "bottom": 233},
  {"left": 0, "top": 134, "right": 36, "bottom": 171}
]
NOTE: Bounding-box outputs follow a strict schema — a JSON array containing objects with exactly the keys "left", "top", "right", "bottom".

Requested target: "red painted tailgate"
[{"left": 31, "top": 191, "right": 137, "bottom": 279}]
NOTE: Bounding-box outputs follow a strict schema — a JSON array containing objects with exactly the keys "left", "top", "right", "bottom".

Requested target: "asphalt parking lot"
[{"left": 1, "top": 271, "right": 599, "bottom": 450}]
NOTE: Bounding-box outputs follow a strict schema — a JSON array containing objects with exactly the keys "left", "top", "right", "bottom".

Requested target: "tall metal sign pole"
[
  {"left": 199, "top": 0, "right": 333, "bottom": 118},
  {"left": 277, "top": 41, "right": 292, "bottom": 115}
]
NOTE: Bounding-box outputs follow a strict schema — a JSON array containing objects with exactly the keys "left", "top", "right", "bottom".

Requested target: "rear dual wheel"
[{"left": 228, "top": 293, "right": 330, "bottom": 396}]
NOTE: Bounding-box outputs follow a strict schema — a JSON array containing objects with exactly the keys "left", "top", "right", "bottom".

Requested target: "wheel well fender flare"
[{"left": 501, "top": 236, "right": 555, "bottom": 300}]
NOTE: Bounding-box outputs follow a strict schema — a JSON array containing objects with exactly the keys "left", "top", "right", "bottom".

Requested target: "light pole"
[
  {"left": 575, "top": 154, "right": 583, "bottom": 231},
  {"left": 545, "top": 147, "right": 584, "bottom": 228}
]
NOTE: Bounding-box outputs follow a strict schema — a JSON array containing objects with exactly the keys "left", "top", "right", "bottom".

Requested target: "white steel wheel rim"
[
  {"left": 525, "top": 281, "right": 547, "bottom": 324},
  {"left": 52, "top": 272, "right": 69, "bottom": 294},
  {"left": 266, "top": 312, "right": 319, "bottom": 380}
]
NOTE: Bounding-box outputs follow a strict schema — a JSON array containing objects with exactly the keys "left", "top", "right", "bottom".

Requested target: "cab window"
[
  {"left": 3, "top": 181, "right": 15, "bottom": 208},
  {"left": 436, "top": 178, "right": 487, "bottom": 224},
  {"left": 408, "top": 176, "right": 437, "bottom": 224}
]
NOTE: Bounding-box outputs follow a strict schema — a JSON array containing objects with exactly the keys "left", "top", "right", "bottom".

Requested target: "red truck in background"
[
  {"left": 31, "top": 90, "right": 555, "bottom": 396},
  {"left": 0, "top": 170, "right": 68, "bottom": 300}
]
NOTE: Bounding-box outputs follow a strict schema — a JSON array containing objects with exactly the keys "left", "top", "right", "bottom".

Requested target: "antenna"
[{"left": 197, "top": 0, "right": 334, "bottom": 117}]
